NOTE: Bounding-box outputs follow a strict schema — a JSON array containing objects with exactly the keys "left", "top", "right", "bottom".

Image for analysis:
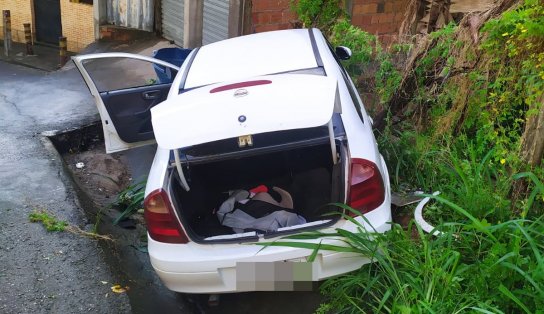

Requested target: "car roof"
[{"left": 184, "top": 29, "right": 320, "bottom": 88}]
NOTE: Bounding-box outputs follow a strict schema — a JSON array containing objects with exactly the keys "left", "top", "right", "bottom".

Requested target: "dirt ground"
[{"left": 50, "top": 124, "right": 192, "bottom": 313}]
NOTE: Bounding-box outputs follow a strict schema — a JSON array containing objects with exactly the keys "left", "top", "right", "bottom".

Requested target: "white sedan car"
[{"left": 73, "top": 28, "right": 391, "bottom": 293}]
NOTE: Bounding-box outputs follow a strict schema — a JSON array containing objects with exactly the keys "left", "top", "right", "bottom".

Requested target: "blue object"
[{"left": 152, "top": 47, "right": 192, "bottom": 83}]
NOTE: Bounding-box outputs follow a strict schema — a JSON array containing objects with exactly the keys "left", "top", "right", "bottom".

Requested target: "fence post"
[
  {"left": 3, "top": 10, "right": 12, "bottom": 57},
  {"left": 59, "top": 36, "right": 67, "bottom": 67},
  {"left": 24, "top": 23, "right": 34, "bottom": 55}
]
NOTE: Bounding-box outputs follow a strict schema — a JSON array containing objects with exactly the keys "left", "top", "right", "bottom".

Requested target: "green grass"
[
  {"left": 29, "top": 210, "right": 68, "bottom": 232},
  {"left": 275, "top": 1, "right": 544, "bottom": 312},
  {"left": 260, "top": 202, "right": 544, "bottom": 313}
]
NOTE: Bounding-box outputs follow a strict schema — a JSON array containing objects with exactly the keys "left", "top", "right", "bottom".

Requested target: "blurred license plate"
[{"left": 236, "top": 261, "right": 317, "bottom": 291}]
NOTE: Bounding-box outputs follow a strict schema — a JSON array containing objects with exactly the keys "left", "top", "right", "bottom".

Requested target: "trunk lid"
[{"left": 151, "top": 74, "right": 339, "bottom": 150}]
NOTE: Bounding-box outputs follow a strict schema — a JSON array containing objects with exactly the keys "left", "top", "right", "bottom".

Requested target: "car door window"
[
  {"left": 73, "top": 54, "right": 179, "bottom": 152},
  {"left": 81, "top": 58, "right": 178, "bottom": 92}
]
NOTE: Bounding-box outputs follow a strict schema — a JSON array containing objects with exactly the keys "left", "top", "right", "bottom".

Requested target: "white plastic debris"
[
  {"left": 75, "top": 162, "right": 85, "bottom": 169},
  {"left": 414, "top": 191, "right": 443, "bottom": 236}
]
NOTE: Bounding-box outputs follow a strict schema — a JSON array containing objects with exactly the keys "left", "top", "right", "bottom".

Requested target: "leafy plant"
[
  {"left": 259, "top": 202, "right": 544, "bottom": 313},
  {"left": 290, "top": 0, "right": 376, "bottom": 75},
  {"left": 113, "top": 180, "right": 146, "bottom": 224},
  {"left": 290, "top": 0, "right": 345, "bottom": 35},
  {"left": 329, "top": 19, "right": 376, "bottom": 71},
  {"left": 376, "top": 1, "right": 544, "bottom": 222},
  {"left": 374, "top": 51, "right": 402, "bottom": 104},
  {"left": 513, "top": 172, "right": 544, "bottom": 216},
  {"left": 29, "top": 209, "right": 113, "bottom": 241},
  {"left": 29, "top": 210, "right": 68, "bottom": 232}
]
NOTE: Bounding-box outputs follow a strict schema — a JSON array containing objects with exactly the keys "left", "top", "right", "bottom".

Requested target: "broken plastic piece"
[{"left": 414, "top": 191, "right": 443, "bottom": 236}]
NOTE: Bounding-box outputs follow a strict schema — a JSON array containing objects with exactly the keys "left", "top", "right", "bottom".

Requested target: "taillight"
[
  {"left": 348, "top": 158, "right": 385, "bottom": 214},
  {"left": 144, "top": 189, "right": 189, "bottom": 244}
]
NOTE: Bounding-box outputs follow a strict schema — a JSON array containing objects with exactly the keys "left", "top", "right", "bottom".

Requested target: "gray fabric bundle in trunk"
[{"left": 217, "top": 187, "right": 306, "bottom": 233}]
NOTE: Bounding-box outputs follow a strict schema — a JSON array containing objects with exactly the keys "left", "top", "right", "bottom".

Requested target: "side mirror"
[{"left": 335, "top": 46, "right": 352, "bottom": 60}]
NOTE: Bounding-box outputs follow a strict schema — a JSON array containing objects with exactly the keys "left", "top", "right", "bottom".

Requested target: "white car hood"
[{"left": 151, "top": 74, "right": 339, "bottom": 150}]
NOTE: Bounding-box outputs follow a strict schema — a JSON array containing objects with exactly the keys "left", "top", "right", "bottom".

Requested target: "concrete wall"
[{"left": 60, "top": 0, "right": 95, "bottom": 52}]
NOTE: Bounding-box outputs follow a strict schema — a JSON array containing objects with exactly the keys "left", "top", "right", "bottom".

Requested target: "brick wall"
[
  {"left": 350, "top": 0, "right": 408, "bottom": 40},
  {"left": 0, "top": 0, "right": 94, "bottom": 52},
  {"left": 251, "top": 0, "right": 295, "bottom": 33},
  {"left": 251, "top": 0, "right": 407, "bottom": 40},
  {"left": 60, "top": 0, "right": 94, "bottom": 52},
  {"left": 0, "top": 0, "right": 33, "bottom": 43}
]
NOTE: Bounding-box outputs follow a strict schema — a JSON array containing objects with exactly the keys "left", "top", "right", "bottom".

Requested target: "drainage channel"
[
  {"left": 45, "top": 122, "right": 190, "bottom": 313},
  {"left": 45, "top": 122, "right": 325, "bottom": 314}
]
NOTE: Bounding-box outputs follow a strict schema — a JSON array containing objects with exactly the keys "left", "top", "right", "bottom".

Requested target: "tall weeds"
[{"left": 263, "top": 200, "right": 544, "bottom": 313}]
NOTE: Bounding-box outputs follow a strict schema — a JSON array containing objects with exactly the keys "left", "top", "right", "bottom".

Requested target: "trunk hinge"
[
  {"left": 174, "top": 149, "right": 190, "bottom": 191},
  {"left": 328, "top": 119, "right": 338, "bottom": 165},
  {"left": 329, "top": 85, "right": 342, "bottom": 165}
]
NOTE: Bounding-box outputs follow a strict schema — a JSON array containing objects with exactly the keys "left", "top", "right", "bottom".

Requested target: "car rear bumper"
[
  {"left": 148, "top": 205, "right": 391, "bottom": 293},
  {"left": 152, "top": 251, "right": 371, "bottom": 293}
]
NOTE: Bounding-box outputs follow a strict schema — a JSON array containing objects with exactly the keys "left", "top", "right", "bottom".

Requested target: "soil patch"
[{"left": 47, "top": 122, "right": 187, "bottom": 314}]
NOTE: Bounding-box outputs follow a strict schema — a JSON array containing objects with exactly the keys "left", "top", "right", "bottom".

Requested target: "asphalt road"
[
  {"left": 0, "top": 61, "right": 130, "bottom": 313},
  {"left": 0, "top": 50, "right": 324, "bottom": 313}
]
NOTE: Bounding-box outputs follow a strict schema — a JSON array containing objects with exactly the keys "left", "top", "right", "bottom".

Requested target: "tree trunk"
[{"left": 520, "top": 95, "right": 544, "bottom": 167}]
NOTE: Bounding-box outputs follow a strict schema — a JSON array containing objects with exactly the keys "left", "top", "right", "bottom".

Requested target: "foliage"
[
  {"left": 374, "top": 51, "right": 403, "bottom": 104},
  {"left": 290, "top": 0, "right": 345, "bottom": 35},
  {"left": 282, "top": 1, "right": 544, "bottom": 313},
  {"left": 28, "top": 209, "right": 113, "bottom": 240},
  {"left": 329, "top": 19, "right": 376, "bottom": 71},
  {"left": 113, "top": 180, "right": 146, "bottom": 224},
  {"left": 29, "top": 210, "right": 68, "bottom": 232},
  {"left": 376, "top": 0, "right": 544, "bottom": 221},
  {"left": 261, "top": 202, "right": 544, "bottom": 313},
  {"left": 474, "top": 0, "right": 544, "bottom": 162},
  {"left": 290, "top": 0, "right": 377, "bottom": 74}
]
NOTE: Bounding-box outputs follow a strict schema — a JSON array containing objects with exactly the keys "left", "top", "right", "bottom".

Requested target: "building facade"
[
  {"left": 1, "top": 0, "right": 408, "bottom": 52},
  {"left": 250, "top": 0, "right": 408, "bottom": 39},
  {"left": 1, "top": 0, "right": 94, "bottom": 52}
]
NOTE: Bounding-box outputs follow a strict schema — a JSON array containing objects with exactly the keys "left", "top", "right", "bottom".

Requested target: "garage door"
[
  {"left": 162, "top": 0, "right": 184, "bottom": 45},
  {"left": 202, "top": 0, "right": 229, "bottom": 45},
  {"left": 34, "top": 0, "right": 62, "bottom": 45},
  {"left": 107, "top": 0, "right": 153, "bottom": 31}
]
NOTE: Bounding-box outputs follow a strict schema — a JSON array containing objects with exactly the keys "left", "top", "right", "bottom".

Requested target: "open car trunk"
[{"left": 167, "top": 125, "right": 347, "bottom": 243}]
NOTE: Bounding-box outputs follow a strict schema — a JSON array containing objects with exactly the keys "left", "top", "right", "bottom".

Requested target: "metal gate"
[
  {"left": 202, "top": 0, "right": 229, "bottom": 45},
  {"left": 161, "top": 0, "right": 184, "bottom": 45},
  {"left": 34, "top": 0, "right": 62, "bottom": 45},
  {"left": 107, "top": 0, "right": 154, "bottom": 31}
]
